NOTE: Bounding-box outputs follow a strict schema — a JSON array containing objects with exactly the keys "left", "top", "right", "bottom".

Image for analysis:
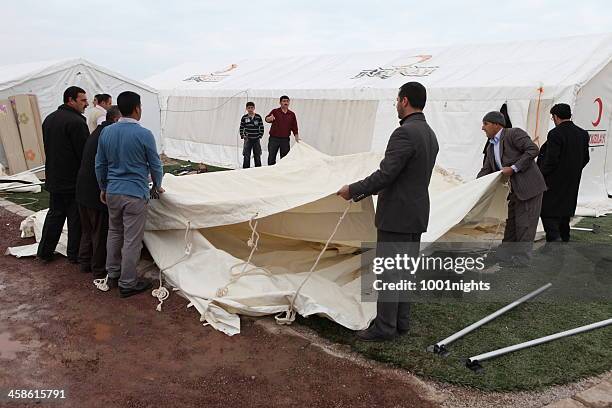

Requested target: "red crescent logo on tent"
[{"left": 592, "top": 97, "right": 603, "bottom": 127}]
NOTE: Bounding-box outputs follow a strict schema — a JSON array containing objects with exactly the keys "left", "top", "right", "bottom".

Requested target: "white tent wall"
[
  {"left": 0, "top": 59, "right": 162, "bottom": 151},
  {"left": 150, "top": 34, "right": 612, "bottom": 211},
  {"left": 370, "top": 96, "right": 532, "bottom": 180},
  {"left": 572, "top": 60, "right": 612, "bottom": 211},
  {"left": 161, "top": 93, "right": 379, "bottom": 167}
]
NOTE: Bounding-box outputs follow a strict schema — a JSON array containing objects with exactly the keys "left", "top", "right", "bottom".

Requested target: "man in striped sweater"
[{"left": 239, "top": 102, "right": 264, "bottom": 168}]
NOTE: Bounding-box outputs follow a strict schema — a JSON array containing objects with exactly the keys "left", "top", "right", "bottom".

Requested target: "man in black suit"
[
  {"left": 38, "top": 86, "right": 90, "bottom": 263},
  {"left": 75, "top": 106, "right": 121, "bottom": 278},
  {"left": 337, "top": 82, "right": 439, "bottom": 341},
  {"left": 538, "top": 103, "right": 590, "bottom": 242}
]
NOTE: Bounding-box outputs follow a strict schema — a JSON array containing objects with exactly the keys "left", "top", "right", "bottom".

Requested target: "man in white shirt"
[{"left": 87, "top": 94, "right": 112, "bottom": 133}]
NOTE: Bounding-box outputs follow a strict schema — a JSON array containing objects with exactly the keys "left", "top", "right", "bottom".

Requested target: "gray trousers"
[
  {"left": 502, "top": 192, "right": 543, "bottom": 259},
  {"left": 106, "top": 194, "right": 147, "bottom": 288}
]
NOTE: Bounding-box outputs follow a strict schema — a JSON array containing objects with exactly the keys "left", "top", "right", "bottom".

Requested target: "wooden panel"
[
  {"left": 10, "top": 95, "right": 44, "bottom": 170},
  {"left": 0, "top": 100, "right": 27, "bottom": 174}
]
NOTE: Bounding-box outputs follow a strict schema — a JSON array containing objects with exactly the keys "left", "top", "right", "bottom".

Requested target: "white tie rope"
[
  {"left": 216, "top": 213, "right": 273, "bottom": 297},
  {"left": 93, "top": 275, "right": 110, "bottom": 292},
  {"left": 151, "top": 221, "right": 193, "bottom": 311},
  {"left": 276, "top": 201, "right": 352, "bottom": 325}
]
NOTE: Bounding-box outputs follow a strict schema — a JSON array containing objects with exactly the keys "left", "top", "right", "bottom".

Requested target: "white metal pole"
[
  {"left": 467, "top": 318, "right": 612, "bottom": 367},
  {"left": 428, "top": 283, "right": 552, "bottom": 355}
]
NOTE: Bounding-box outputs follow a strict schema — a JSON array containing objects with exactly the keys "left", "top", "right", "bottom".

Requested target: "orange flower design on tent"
[{"left": 25, "top": 149, "right": 36, "bottom": 161}]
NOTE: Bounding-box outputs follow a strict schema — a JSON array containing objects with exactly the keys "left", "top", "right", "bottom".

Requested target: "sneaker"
[{"left": 119, "top": 279, "right": 153, "bottom": 298}]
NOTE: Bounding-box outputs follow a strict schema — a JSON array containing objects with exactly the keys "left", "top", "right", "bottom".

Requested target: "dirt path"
[{"left": 0, "top": 207, "right": 440, "bottom": 408}]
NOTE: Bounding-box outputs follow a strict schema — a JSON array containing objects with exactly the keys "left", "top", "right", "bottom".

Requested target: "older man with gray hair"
[{"left": 477, "top": 111, "right": 547, "bottom": 265}]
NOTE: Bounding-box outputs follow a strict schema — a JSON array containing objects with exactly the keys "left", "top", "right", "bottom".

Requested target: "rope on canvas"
[
  {"left": 215, "top": 213, "right": 273, "bottom": 297},
  {"left": 275, "top": 200, "right": 352, "bottom": 325},
  {"left": 94, "top": 220, "right": 194, "bottom": 310},
  {"left": 532, "top": 86, "right": 544, "bottom": 145},
  {"left": 151, "top": 221, "right": 194, "bottom": 311}
]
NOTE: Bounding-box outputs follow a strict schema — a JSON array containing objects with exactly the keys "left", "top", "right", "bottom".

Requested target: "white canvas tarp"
[
  {"left": 11, "top": 143, "right": 507, "bottom": 335},
  {"left": 143, "top": 143, "right": 506, "bottom": 335}
]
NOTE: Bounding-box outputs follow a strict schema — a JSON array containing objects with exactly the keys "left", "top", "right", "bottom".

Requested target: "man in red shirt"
[{"left": 265, "top": 95, "right": 299, "bottom": 165}]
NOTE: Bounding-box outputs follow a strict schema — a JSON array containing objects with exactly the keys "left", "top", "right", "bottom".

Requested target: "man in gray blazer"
[
  {"left": 337, "top": 82, "right": 439, "bottom": 341},
  {"left": 477, "top": 111, "right": 547, "bottom": 264}
]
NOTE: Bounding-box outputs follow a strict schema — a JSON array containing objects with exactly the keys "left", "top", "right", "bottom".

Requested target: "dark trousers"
[
  {"left": 267, "top": 136, "right": 290, "bottom": 165},
  {"left": 500, "top": 192, "right": 543, "bottom": 260},
  {"left": 78, "top": 205, "right": 109, "bottom": 278},
  {"left": 37, "top": 192, "right": 81, "bottom": 261},
  {"left": 373, "top": 229, "right": 421, "bottom": 338},
  {"left": 541, "top": 216, "right": 571, "bottom": 242},
  {"left": 243, "top": 138, "right": 262, "bottom": 168}
]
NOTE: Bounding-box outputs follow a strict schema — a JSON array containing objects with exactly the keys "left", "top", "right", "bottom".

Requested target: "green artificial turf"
[{"left": 300, "top": 214, "right": 612, "bottom": 391}]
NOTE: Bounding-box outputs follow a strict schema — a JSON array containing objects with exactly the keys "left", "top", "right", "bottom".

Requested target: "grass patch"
[
  {"left": 162, "top": 159, "right": 229, "bottom": 175},
  {"left": 300, "top": 301, "right": 611, "bottom": 391},
  {"left": 301, "top": 214, "right": 612, "bottom": 391},
  {"left": 1, "top": 190, "right": 49, "bottom": 212}
]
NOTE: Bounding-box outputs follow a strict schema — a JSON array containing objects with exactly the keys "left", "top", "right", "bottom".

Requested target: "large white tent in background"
[
  {"left": 145, "top": 33, "right": 612, "bottom": 214},
  {"left": 0, "top": 58, "right": 161, "bottom": 153}
]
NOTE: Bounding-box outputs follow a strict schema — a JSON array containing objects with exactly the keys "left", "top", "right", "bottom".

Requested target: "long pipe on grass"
[
  {"left": 427, "top": 283, "right": 552, "bottom": 355},
  {"left": 466, "top": 318, "right": 612, "bottom": 369}
]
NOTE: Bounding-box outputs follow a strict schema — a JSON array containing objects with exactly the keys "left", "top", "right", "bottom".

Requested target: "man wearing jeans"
[
  {"left": 265, "top": 95, "right": 299, "bottom": 165},
  {"left": 95, "top": 91, "right": 164, "bottom": 297},
  {"left": 239, "top": 101, "right": 264, "bottom": 168}
]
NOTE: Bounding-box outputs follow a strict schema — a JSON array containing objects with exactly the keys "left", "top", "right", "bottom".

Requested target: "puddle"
[{"left": 0, "top": 332, "right": 29, "bottom": 360}]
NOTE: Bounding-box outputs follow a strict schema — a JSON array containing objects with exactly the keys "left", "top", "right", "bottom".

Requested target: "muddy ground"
[{"left": 0, "top": 207, "right": 439, "bottom": 408}]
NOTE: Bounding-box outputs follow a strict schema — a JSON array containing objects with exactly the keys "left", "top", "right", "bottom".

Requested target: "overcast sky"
[{"left": 2, "top": 0, "right": 610, "bottom": 80}]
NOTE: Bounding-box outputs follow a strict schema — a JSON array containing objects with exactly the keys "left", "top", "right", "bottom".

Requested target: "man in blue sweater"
[{"left": 95, "top": 91, "right": 164, "bottom": 298}]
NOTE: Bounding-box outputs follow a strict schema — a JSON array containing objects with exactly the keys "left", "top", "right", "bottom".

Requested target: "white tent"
[
  {"left": 145, "top": 34, "right": 612, "bottom": 215},
  {"left": 0, "top": 58, "right": 161, "bottom": 163}
]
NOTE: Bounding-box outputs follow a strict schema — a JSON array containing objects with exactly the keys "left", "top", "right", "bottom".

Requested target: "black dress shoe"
[
  {"left": 356, "top": 325, "right": 395, "bottom": 342},
  {"left": 119, "top": 279, "right": 152, "bottom": 298},
  {"left": 38, "top": 254, "right": 57, "bottom": 264},
  {"left": 397, "top": 328, "right": 410, "bottom": 336}
]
